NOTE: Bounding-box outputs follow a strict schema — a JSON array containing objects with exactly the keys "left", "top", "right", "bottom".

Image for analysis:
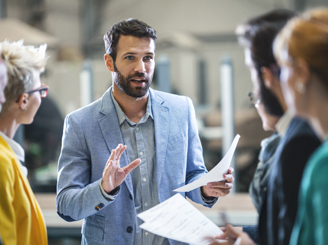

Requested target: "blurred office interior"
[{"left": 1, "top": 0, "right": 328, "bottom": 244}]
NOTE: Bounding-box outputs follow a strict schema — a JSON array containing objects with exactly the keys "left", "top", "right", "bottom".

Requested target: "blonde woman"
[
  {"left": 274, "top": 8, "right": 328, "bottom": 245},
  {"left": 0, "top": 40, "right": 48, "bottom": 245}
]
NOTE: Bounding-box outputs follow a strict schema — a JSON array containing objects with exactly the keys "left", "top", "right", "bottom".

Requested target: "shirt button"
[
  {"left": 145, "top": 203, "right": 148, "bottom": 207},
  {"left": 143, "top": 178, "right": 147, "bottom": 182},
  {"left": 140, "top": 151, "right": 143, "bottom": 156},
  {"left": 145, "top": 231, "right": 149, "bottom": 236},
  {"left": 126, "top": 226, "right": 133, "bottom": 233},
  {"left": 136, "top": 127, "right": 140, "bottom": 131}
]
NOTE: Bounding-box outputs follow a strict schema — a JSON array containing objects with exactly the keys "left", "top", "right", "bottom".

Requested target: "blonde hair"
[
  {"left": 0, "top": 40, "right": 47, "bottom": 112},
  {"left": 274, "top": 8, "right": 328, "bottom": 87}
]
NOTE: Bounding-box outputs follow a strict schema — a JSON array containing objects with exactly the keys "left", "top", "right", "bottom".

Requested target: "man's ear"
[
  {"left": 261, "top": 67, "right": 275, "bottom": 89},
  {"left": 104, "top": 54, "right": 115, "bottom": 72},
  {"left": 17, "top": 93, "right": 28, "bottom": 111}
]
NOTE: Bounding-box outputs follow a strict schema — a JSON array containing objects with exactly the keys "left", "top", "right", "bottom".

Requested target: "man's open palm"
[{"left": 101, "top": 144, "right": 141, "bottom": 193}]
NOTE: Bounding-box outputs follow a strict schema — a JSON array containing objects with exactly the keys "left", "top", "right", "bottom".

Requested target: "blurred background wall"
[{"left": 1, "top": 0, "right": 328, "bottom": 193}]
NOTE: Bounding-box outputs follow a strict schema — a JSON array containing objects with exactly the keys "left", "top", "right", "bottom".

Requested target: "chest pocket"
[
  {"left": 168, "top": 132, "right": 185, "bottom": 146},
  {"left": 167, "top": 132, "right": 186, "bottom": 156}
]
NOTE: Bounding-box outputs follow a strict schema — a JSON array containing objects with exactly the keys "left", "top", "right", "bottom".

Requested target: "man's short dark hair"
[
  {"left": 103, "top": 18, "right": 157, "bottom": 62},
  {"left": 236, "top": 9, "right": 296, "bottom": 117},
  {"left": 236, "top": 9, "right": 296, "bottom": 48}
]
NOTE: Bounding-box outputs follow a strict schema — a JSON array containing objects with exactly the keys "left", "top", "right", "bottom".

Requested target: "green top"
[{"left": 290, "top": 137, "right": 328, "bottom": 245}]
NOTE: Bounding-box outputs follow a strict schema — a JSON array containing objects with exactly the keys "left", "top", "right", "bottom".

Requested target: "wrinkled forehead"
[{"left": 116, "top": 35, "right": 155, "bottom": 54}]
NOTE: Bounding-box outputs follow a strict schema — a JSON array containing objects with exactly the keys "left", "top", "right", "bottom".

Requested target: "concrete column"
[
  {"left": 156, "top": 55, "right": 171, "bottom": 93},
  {"left": 220, "top": 56, "right": 236, "bottom": 192}
]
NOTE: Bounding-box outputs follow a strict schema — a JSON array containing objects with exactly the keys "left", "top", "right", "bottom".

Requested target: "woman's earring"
[
  {"left": 295, "top": 80, "right": 306, "bottom": 94},
  {"left": 20, "top": 106, "right": 27, "bottom": 112}
]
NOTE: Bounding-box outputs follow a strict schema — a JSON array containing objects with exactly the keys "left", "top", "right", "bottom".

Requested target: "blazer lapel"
[
  {"left": 150, "top": 89, "right": 170, "bottom": 188},
  {"left": 97, "top": 88, "right": 134, "bottom": 196}
]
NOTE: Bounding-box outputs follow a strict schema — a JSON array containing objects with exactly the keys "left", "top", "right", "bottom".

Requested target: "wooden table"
[{"left": 36, "top": 192, "right": 257, "bottom": 238}]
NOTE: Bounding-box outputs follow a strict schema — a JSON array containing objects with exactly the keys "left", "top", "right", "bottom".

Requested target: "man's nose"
[{"left": 134, "top": 60, "right": 146, "bottom": 73}]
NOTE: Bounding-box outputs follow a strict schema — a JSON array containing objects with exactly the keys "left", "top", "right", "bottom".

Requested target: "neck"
[
  {"left": 112, "top": 84, "right": 149, "bottom": 124},
  {"left": 275, "top": 80, "right": 288, "bottom": 112},
  {"left": 308, "top": 104, "right": 328, "bottom": 141},
  {"left": 0, "top": 113, "right": 20, "bottom": 139},
  {"left": 305, "top": 81, "right": 328, "bottom": 140}
]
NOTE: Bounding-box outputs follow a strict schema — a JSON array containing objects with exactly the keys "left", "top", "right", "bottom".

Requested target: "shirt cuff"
[
  {"left": 99, "top": 182, "right": 120, "bottom": 201},
  {"left": 200, "top": 187, "right": 218, "bottom": 204}
]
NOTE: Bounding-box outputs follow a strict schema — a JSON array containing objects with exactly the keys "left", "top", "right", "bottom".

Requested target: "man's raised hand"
[{"left": 101, "top": 144, "right": 141, "bottom": 193}]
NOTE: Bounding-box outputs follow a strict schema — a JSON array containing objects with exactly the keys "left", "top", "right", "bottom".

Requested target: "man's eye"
[
  {"left": 125, "top": 56, "right": 134, "bottom": 60},
  {"left": 144, "top": 56, "right": 153, "bottom": 61}
]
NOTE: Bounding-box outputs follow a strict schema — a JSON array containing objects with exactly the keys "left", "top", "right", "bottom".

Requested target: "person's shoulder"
[
  {"left": 150, "top": 89, "right": 190, "bottom": 105},
  {"left": 288, "top": 117, "right": 316, "bottom": 136},
  {"left": 285, "top": 117, "right": 320, "bottom": 144},
  {"left": 309, "top": 140, "right": 328, "bottom": 167},
  {"left": 0, "top": 143, "right": 15, "bottom": 175},
  {"left": 303, "top": 141, "right": 328, "bottom": 187}
]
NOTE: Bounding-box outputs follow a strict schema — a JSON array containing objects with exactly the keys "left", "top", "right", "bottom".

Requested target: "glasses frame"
[
  {"left": 248, "top": 91, "right": 260, "bottom": 105},
  {"left": 26, "top": 83, "right": 49, "bottom": 98}
]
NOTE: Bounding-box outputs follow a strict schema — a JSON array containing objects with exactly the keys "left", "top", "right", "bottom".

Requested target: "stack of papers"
[
  {"left": 174, "top": 134, "right": 240, "bottom": 192},
  {"left": 138, "top": 193, "right": 223, "bottom": 245},
  {"left": 137, "top": 134, "right": 241, "bottom": 244}
]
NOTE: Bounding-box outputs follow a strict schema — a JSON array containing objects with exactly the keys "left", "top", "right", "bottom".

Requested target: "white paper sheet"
[
  {"left": 138, "top": 193, "right": 224, "bottom": 245},
  {"left": 174, "top": 134, "right": 240, "bottom": 192}
]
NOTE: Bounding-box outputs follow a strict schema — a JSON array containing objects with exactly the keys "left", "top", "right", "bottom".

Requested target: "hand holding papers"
[
  {"left": 174, "top": 134, "right": 240, "bottom": 193},
  {"left": 138, "top": 193, "right": 224, "bottom": 245}
]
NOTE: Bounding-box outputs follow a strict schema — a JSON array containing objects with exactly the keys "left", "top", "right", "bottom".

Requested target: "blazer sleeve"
[
  {"left": 184, "top": 97, "right": 218, "bottom": 207},
  {"left": 279, "top": 134, "right": 320, "bottom": 244},
  {"left": 56, "top": 114, "right": 112, "bottom": 221}
]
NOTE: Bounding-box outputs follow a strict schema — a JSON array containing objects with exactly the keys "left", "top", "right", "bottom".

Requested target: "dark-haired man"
[
  {"left": 57, "top": 19, "right": 234, "bottom": 245},
  {"left": 216, "top": 9, "right": 321, "bottom": 245}
]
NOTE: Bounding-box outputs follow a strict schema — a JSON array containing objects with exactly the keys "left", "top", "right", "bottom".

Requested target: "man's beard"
[{"left": 113, "top": 63, "right": 153, "bottom": 98}]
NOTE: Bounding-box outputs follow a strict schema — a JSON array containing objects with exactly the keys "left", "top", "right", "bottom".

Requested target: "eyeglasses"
[
  {"left": 26, "top": 84, "right": 49, "bottom": 98},
  {"left": 248, "top": 91, "right": 260, "bottom": 105}
]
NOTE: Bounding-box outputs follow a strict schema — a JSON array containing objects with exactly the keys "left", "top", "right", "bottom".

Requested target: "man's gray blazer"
[{"left": 56, "top": 87, "right": 216, "bottom": 244}]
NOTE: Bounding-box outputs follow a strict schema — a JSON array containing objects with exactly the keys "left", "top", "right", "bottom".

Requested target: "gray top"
[
  {"left": 249, "top": 132, "right": 280, "bottom": 213},
  {"left": 111, "top": 91, "right": 169, "bottom": 245}
]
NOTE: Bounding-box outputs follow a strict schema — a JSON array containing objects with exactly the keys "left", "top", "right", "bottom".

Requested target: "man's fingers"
[
  {"left": 227, "top": 224, "right": 242, "bottom": 238},
  {"left": 227, "top": 167, "right": 234, "bottom": 174},
  {"left": 207, "top": 181, "right": 233, "bottom": 189},
  {"left": 108, "top": 149, "right": 117, "bottom": 161},
  {"left": 225, "top": 183, "right": 233, "bottom": 188},
  {"left": 103, "top": 160, "right": 113, "bottom": 178},
  {"left": 123, "top": 158, "right": 141, "bottom": 174},
  {"left": 216, "top": 230, "right": 228, "bottom": 239},
  {"left": 115, "top": 144, "right": 126, "bottom": 161},
  {"left": 206, "top": 188, "right": 231, "bottom": 197},
  {"left": 224, "top": 174, "right": 234, "bottom": 183},
  {"left": 226, "top": 224, "right": 241, "bottom": 238}
]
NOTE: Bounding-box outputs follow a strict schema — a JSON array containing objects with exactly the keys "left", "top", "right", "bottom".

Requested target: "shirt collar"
[
  {"left": 110, "top": 88, "right": 153, "bottom": 126},
  {"left": 0, "top": 131, "right": 25, "bottom": 162},
  {"left": 276, "top": 110, "right": 293, "bottom": 137}
]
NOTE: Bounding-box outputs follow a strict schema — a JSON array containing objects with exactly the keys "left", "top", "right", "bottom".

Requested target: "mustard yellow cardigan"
[{"left": 0, "top": 135, "right": 47, "bottom": 245}]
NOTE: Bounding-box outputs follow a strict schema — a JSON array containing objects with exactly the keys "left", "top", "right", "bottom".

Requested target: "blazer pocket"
[
  {"left": 82, "top": 215, "right": 105, "bottom": 242},
  {"left": 168, "top": 132, "right": 185, "bottom": 146}
]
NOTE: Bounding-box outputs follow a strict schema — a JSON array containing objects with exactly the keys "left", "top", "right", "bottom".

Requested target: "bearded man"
[{"left": 56, "top": 18, "right": 234, "bottom": 245}]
